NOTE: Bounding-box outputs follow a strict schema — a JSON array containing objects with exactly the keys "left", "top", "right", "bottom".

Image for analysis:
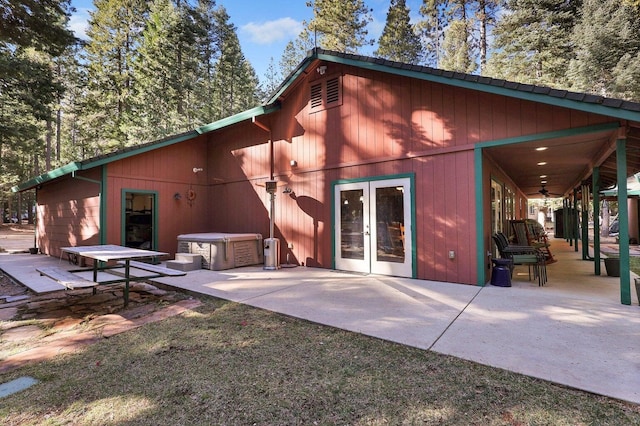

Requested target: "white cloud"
[
  {"left": 69, "top": 8, "right": 91, "bottom": 40},
  {"left": 241, "top": 17, "right": 303, "bottom": 45}
]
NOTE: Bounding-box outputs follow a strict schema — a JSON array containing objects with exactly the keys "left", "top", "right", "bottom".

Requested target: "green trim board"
[
  {"left": 13, "top": 105, "right": 282, "bottom": 193},
  {"left": 12, "top": 162, "right": 81, "bottom": 192},
  {"left": 616, "top": 139, "right": 631, "bottom": 305},
  {"left": 312, "top": 51, "right": 640, "bottom": 122},
  {"left": 476, "top": 122, "right": 620, "bottom": 149},
  {"left": 475, "top": 147, "right": 485, "bottom": 286}
]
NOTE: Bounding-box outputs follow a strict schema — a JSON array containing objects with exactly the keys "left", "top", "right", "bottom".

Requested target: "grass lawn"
[{"left": 1, "top": 297, "right": 639, "bottom": 425}]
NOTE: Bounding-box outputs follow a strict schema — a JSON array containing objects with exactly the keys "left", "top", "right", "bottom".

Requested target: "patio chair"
[
  {"left": 510, "top": 219, "right": 555, "bottom": 263},
  {"left": 492, "top": 233, "right": 547, "bottom": 286}
]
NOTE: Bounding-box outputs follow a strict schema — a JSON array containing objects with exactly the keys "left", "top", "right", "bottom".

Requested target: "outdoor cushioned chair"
[
  {"left": 510, "top": 219, "right": 555, "bottom": 263},
  {"left": 492, "top": 233, "right": 547, "bottom": 286}
]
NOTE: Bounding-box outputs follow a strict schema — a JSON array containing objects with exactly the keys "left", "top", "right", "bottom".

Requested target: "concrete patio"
[{"left": 0, "top": 237, "right": 639, "bottom": 405}]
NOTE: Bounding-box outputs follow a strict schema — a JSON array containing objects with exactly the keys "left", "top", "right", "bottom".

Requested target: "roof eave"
[
  {"left": 12, "top": 162, "right": 82, "bottom": 192},
  {"left": 314, "top": 51, "right": 640, "bottom": 122}
]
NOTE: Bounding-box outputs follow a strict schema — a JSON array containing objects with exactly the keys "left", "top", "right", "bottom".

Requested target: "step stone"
[
  {"left": 165, "top": 260, "right": 201, "bottom": 272},
  {"left": 174, "top": 253, "right": 202, "bottom": 264}
]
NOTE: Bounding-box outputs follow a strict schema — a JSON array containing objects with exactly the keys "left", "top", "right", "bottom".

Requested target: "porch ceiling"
[{"left": 485, "top": 125, "right": 640, "bottom": 199}]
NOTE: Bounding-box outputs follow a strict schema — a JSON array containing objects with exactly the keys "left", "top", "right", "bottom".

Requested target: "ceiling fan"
[{"left": 531, "top": 184, "right": 561, "bottom": 198}]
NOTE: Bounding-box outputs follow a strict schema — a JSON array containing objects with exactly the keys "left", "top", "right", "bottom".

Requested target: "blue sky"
[{"left": 68, "top": 0, "right": 424, "bottom": 80}]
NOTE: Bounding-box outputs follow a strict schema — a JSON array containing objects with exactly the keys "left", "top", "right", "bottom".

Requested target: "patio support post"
[
  {"left": 581, "top": 184, "right": 589, "bottom": 260},
  {"left": 573, "top": 189, "right": 579, "bottom": 252},
  {"left": 616, "top": 137, "right": 631, "bottom": 305},
  {"left": 593, "top": 167, "right": 601, "bottom": 275},
  {"left": 475, "top": 147, "right": 486, "bottom": 286},
  {"left": 563, "top": 198, "right": 569, "bottom": 243}
]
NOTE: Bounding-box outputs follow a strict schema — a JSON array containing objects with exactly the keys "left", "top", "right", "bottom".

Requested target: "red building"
[{"left": 14, "top": 49, "right": 640, "bottom": 293}]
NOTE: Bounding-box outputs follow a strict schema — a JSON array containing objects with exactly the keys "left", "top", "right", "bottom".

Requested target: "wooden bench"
[
  {"left": 36, "top": 267, "right": 98, "bottom": 290},
  {"left": 118, "top": 261, "right": 187, "bottom": 277}
]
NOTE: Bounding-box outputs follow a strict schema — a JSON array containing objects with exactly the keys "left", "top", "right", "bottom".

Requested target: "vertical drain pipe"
[{"left": 252, "top": 117, "right": 273, "bottom": 238}]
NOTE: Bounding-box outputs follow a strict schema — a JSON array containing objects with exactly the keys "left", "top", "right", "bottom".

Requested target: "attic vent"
[
  {"left": 309, "top": 74, "right": 342, "bottom": 113},
  {"left": 310, "top": 83, "right": 323, "bottom": 109},
  {"left": 326, "top": 77, "right": 340, "bottom": 104}
]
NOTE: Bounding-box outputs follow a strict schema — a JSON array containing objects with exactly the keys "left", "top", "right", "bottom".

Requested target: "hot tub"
[{"left": 177, "top": 233, "right": 263, "bottom": 270}]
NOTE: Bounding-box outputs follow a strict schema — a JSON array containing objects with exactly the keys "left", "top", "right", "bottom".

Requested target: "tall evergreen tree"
[
  {"left": 568, "top": 0, "right": 640, "bottom": 101},
  {"left": 192, "top": 0, "right": 219, "bottom": 125},
  {"left": 440, "top": 19, "right": 477, "bottom": 73},
  {"left": 131, "top": 0, "right": 203, "bottom": 142},
  {"left": 278, "top": 28, "right": 314, "bottom": 78},
  {"left": 375, "top": 0, "right": 423, "bottom": 63},
  {"left": 259, "top": 57, "right": 281, "bottom": 102},
  {"left": 306, "top": 0, "right": 373, "bottom": 53},
  {"left": 0, "top": 0, "right": 75, "bottom": 218},
  {"left": 83, "top": 0, "right": 150, "bottom": 152},
  {"left": 211, "top": 6, "right": 260, "bottom": 120},
  {"left": 475, "top": 0, "right": 500, "bottom": 71},
  {"left": 418, "top": 0, "right": 447, "bottom": 66},
  {"left": 485, "top": 0, "right": 579, "bottom": 88}
]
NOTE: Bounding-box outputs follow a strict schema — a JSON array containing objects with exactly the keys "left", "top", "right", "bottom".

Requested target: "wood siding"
[
  {"left": 207, "top": 64, "right": 611, "bottom": 284},
  {"left": 105, "top": 138, "right": 211, "bottom": 255},
  {"left": 36, "top": 171, "right": 101, "bottom": 256},
  {"left": 37, "top": 62, "right": 616, "bottom": 285}
]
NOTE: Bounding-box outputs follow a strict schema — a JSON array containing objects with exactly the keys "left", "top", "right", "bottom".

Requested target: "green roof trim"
[
  {"left": 13, "top": 103, "right": 281, "bottom": 192},
  {"left": 196, "top": 104, "right": 281, "bottom": 134},
  {"left": 12, "top": 162, "right": 81, "bottom": 192},
  {"left": 307, "top": 49, "right": 640, "bottom": 122},
  {"left": 476, "top": 122, "right": 621, "bottom": 149}
]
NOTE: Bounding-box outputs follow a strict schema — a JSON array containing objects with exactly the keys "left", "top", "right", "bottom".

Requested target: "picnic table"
[{"left": 39, "top": 245, "right": 184, "bottom": 306}]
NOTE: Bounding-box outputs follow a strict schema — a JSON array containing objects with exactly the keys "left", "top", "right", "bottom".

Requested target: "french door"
[{"left": 334, "top": 177, "right": 413, "bottom": 277}]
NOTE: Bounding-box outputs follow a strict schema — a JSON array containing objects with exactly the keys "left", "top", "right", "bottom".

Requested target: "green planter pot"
[{"left": 604, "top": 258, "right": 620, "bottom": 277}]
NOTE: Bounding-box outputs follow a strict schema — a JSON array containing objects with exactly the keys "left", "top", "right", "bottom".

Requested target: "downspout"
[
  {"left": 252, "top": 117, "right": 275, "bottom": 241},
  {"left": 71, "top": 167, "right": 106, "bottom": 244},
  {"left": 252, "top": 117, "right": 273, "bottom": 179}
]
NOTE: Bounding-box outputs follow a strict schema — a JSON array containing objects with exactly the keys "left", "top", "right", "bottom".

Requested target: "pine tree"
[
  {"left": 440, "top": 19, "right": 477, "bottom": 73},
  {"left": 485, "top": 0, "right": 579, "bottom": 88},
  {"left": 211, "top": 6, "right": 260, "bottom": 120},
  {"left": 418, "top": 0, "right": 447, "bottom": 66},
  {"left": 306, "top": 0, "right": 373, "bottom": 53},
  {"left": 192, "top": 0, "right": 219, "bottom": 125},
  {"left": 259, "top": 57, "right": 281, "bottom": 102},
  {"left": 568, "top": 0, "right": 640, "bottom": 101},
  {"left": 375, "top": 0, "right": 423, "bottom": 63},
  {"left": 475, "top": 0, "right": 500, "bottom": 71},
  {"left": 83, "top": 0, "right": 150, "bottom": 152},
  {"left": 131, "top": 0, "right": 203, "bottom": 142},
  {"left": 278, "top": 28, "right": 314, "bottom": 78}
]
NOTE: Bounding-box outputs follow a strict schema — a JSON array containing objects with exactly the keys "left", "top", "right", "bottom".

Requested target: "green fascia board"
[
  {"left": 81, "top": 130, "right": 200, "bottom": 169},
  {"left": 13, "top": 104, "right": 282, "bottom": 192},
  {"left": 477, "top": 122, "right": 621, "bottom": 149},
  {"left": 196, "top": 104, "right": 281, "bottom": 134},
  {"left": 266, "top": 56, "right": 317, "bottom": 104},
  {"left": 12, "top": 162, "right": 82, "bottom": 192},
  {"left": 314, "top": 53, "right": 640, "bottom": 122}
]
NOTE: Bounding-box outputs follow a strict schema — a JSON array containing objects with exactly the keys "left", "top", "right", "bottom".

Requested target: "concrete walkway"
[{"left": 1, "top": 239, "right": 639, "bottom": 405}]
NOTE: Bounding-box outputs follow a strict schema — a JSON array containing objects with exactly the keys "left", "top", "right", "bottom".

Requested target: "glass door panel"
[
  {"left": 335, "top": 182, "right": 370, "bottom": 273},
  {"left": 370, "top": 179, "right": 412, "bottom": 277},
  {"left": 334, "top": 178, "right": 412, "bottom": 277}
]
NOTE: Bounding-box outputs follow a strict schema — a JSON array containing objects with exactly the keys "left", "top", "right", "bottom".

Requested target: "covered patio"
[{"left": 479, "top": 121, "right": 640, "bottom": 304}]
